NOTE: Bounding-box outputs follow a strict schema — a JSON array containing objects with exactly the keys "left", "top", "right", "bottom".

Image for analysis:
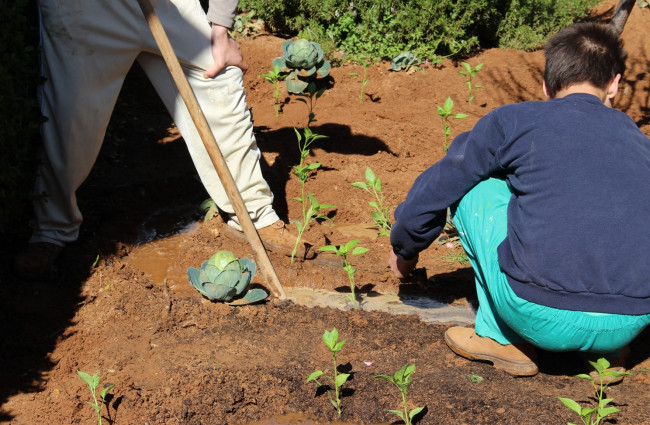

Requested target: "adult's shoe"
[
  {"left": 14, "top": 242, "right": 64, "bottom": 281},
  {"left": 445, "top": 326, "right": 539, "bottom": 376}
]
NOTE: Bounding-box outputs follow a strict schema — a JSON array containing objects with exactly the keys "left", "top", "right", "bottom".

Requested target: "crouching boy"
[{"left": 388, "top": 22, "right": 650, "bottom": 380}]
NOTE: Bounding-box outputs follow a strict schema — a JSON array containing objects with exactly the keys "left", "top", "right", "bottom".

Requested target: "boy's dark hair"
[{"left": 543, "top": 22, "right": 626, "bottom": 98}]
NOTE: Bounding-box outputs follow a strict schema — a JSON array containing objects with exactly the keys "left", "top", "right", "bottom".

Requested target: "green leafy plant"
[
  {"left": 261, "top": 64, "right": 287, "bottom": 116},
  {"left": 272, "top": 39, "right": 331, "bottom": 126},
  {"left": 291, "top": 127, "right": 336, "bottom": 262},
  {"left": 558, "top": 357, "right": 632, "bottom": 425},
  {"left": 458, "top": 62, "right": 484, "bottom": 104},
  {"left": 436, "top": 96, "right": 467, "bottom": 153},
  {"left": 388, "top": 52, "right": 422, "bottom": 72},
  {"left": 318, "top": 239, "right": 369, "bottom": 309},
  {"left": 77, "top": 370, "right": 115, "bottom": 425},
  {"left": 306, "top": 327, "right": 350, "bottom": 417},
  {"left": 349, "top": 60, "right": 370, "bottom": 102},
  {"left": 187, "top": 250, "right": 267, "bottom": 304},
  {"left": 374, "top": 363, "right": 425, "bottom": 425},
  {"left": 351, "top": 166, "right": 392, "bottom": 237},
  {"left": 272, "top": 38, "right": 331, "bottom": 94}
]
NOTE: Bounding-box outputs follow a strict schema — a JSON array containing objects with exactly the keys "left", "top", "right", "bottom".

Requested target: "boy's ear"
[
  {"left": 542, "top": 81, "right": 551, "bottom": 99},
  {"left": 606, "top": 74, "right": 621, "bottom": 100}
]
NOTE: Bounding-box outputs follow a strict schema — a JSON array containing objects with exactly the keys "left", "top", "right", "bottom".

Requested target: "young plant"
[
  {"left": 77, "top": 370, "right": 115, "bottom": 425},
  {"left": 291, "top": 128, "right": 335, "bottom": 262},
  {"left": 458, "top": 62, "right": 484, "bottom": 104},
  {"left": 292, "top": 193, "right": 336, "bottom": 262},
  {"left": 351, "top": 166, "right": 392, "bottom": 237},
  {"left": 349, "top": 60, "right": 370, "bottom": 102},
  {"left": 558, "top": 357, "right": 631, "bottom": 425},
  {"left": 318, "top": 239, "right": 369, "bottom": 309},
  {"left": 374, "top": 363, "right": 425, "bottom": 425},
  {"left": 272, "top": 39, "right": 331, "bottom": 127},
  {"left": 306, "top": 327, "right": 350, "bottom": 417},
  {"left": 261, "top": 64, "right": 286, "bottom": 116},
  {"left": 296, "top": 80, "right": 326, "bottom": 127},
  {"left": 436, "top": 96, "right": 467, "bottom": 153}
]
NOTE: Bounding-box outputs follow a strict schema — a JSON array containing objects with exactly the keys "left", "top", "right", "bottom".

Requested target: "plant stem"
[{"left": 332, "top": 351, "right": 341, "bottom": 415}]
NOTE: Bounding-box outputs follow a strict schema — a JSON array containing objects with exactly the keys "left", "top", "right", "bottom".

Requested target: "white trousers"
[{"left": 32, "top": 0, "right": 278, "bottom": 245}]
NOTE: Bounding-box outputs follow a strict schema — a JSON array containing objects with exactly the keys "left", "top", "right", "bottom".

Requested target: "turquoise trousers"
[{"left": 452, "top": 178, "right": 650, "bottom": 354}]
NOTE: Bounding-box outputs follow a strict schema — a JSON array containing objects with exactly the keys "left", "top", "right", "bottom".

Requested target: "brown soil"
[{"left": 2, "top": 2, "right": 650, "bottom": 424}]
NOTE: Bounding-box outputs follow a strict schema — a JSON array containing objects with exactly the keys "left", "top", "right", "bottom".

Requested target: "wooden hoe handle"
[{"left": 136, "top": 0, "right": 286, "bottom": 299}]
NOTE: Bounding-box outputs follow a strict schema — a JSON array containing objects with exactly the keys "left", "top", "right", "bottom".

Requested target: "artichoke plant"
[
  {"left": 187, "top": 251, "right": 267, "bottom": 304},
  {"left": 388, "top": 52, "right": 421, "bottom": 72},
  {"left": 272, "top": 39, "right": 331, "bottom": 94}
]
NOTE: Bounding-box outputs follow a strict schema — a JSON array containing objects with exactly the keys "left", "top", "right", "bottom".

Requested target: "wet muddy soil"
[{"left": 1, "top": 1, "right": 650, "bottom": 424}]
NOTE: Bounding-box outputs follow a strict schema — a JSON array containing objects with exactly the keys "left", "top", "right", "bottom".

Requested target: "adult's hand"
[
  {"left": 203, "top": 24, "right": 248, "bottom": 78},
  {"left": 387, "top": 249, "right": 418, "bottom": 279}
]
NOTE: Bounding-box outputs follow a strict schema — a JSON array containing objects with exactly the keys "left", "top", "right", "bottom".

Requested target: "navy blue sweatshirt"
[{"left": 391, "top": 93, "right": 650, "bottom": 315}]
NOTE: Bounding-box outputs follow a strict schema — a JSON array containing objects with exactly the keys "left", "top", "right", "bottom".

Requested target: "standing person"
[
  {"left": 388, "top": 22, "right": 650, "bottom": 380},
  {"left": 15, "top": 0, "right": 301, "bottom": 280}
]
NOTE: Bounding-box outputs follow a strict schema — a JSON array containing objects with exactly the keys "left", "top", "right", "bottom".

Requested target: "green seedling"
[
  {"left": 296, "top": 81, "right": 326, "bottom": 127},
  {"left": 292, "top": 193, "right": 336, "bottom": 262},
  {"left": 374, "top": 363, "right": 425, "bottom": 425},
  {"left": 291, "top": 128, "right": 335, "bottom": 263},
  {"left": 295, "top": 126, "right": 328, "bottom": 167},
  {"left": 558, "top": 357, "right": 632, "bottom": 425},
  {"left": 351, "top": 166, "right": 392, "bottom": 237},
  {"left": 306, "top": 328, "right": 350, "bottom": 417},
  {"left": 77, "top": 370, "right": 115, "bottom": 425},
  {"left": 442, "top": 251, "right": 470, "bottom": 265},
  {"left": 318, "top": 239, "right": 369, "bottom": 309},
  {"left": 436, "top": 96, "right": 467, "bottom": 153},
  {"left": 458, "top": 62, "right": 484, "bottom": 104},
  {"left": 349, "top": 60, "right": 370, "bottom": 102},
  {"left": 467, "top": 373, "right": 484, "bottom": 383},
  {"left": 261, "top": 64, "right": 287, "bottom": 116}
]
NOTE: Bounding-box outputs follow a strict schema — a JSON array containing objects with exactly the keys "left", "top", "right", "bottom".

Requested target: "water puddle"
[
  {"left": 128, "top": 216, "right": 476, "bottom": 325},
  {"left": 286, "top": 287, "right": 475, "bottom": 325}
]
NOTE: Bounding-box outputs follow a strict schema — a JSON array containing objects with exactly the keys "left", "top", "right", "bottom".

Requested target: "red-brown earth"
[{"left": 1, "top": 1, "right": 649, "bottom": 424}]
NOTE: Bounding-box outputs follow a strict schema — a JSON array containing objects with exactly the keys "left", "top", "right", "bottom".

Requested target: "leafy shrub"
[
  {"left": 0, "top": 1, "right": 43, "bottom": 231},
  {"left": 239, "top": 0, "right": 600, "bottom": 62},
  {"left": 494, "top": 0, "right": 600, "bottom": 51}
]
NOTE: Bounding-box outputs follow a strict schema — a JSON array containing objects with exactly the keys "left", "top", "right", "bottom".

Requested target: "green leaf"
[
  {"left": 558, "top": 397, "right": 583, "bottom": 415},
  {"left": 388, "top": 409, "right": 405, "bottom": 420},
  {"left": 77, "top": 370, "right": 95, "bottom": 387},
  {"left": 373, "top": 374, "right": 394, "bottom": 381},
  {"left": 306, "top": 370, "right": 325, "bottom": 382},
  {"left": 409, "top": 406, "right": 425, "bottom": 419},
  {"left": 333, "top": 340, "right": 346, "bottom": 352},
  {"left": 454, "top": 113, "right": 468, "bottom": 119},
  {"left": 100, "top": 383, "right": 115, "bottom": 399},
  {"left": 343, "top": 239, "right": 360, "bottom": 251},
  {"left": 335, "top": 373, "right": 350, "bottom": 387},
  {"left": 598, "top": 406, "right": 620, "bottom": 416},
  {"left": 351, "top": 182, "right": 367, "bottom": 190},
  {"left": 351, "top": 247, "right": 369, "bottom": 256},
  {"left": 365, "top": 167, "right": 376, "bottom": 183},
  {"left": 323, "top": 328, "right": 338, "bottom": 348},
  {"left": 318, "top": 245, "right": 338, "bottom": 253},
  {"left": 443, "top": 96, "right": 453, "bottom": 111}
]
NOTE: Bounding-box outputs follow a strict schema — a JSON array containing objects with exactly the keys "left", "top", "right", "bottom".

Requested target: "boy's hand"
[
  {"left": 388, "top": 249, "right": 418, "bottom": 278},
  {"left": 204, "top": 24, "right": 248, "bottom": 78}
]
